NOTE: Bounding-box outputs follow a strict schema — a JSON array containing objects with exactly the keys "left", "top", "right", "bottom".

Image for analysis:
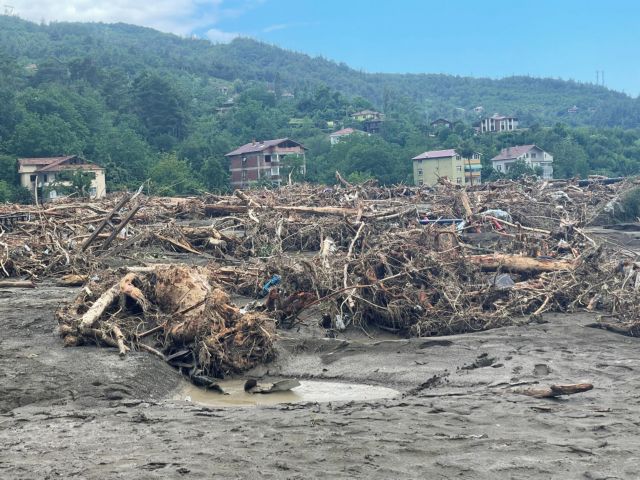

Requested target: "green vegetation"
[{"left": 1, "top": 15, "right": 640, "bottom": 200}]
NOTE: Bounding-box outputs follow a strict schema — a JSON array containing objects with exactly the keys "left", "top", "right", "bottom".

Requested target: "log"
[
  {"left": 467, "top": 254, "right": 575, "bottom": 273},
  {"left": 79, "top": 283, "right": 121, "bottom": 332},
  {"left": 458, "top": 190, "right": 473, "bottom": 219},
  {"left": 78, "top": 273, "right": 141, "bottom": 332},
  {"left": 57, "top": 274, "right": 88, "bottom": 287},
  {"left": 520, "top": 383, "right": 593, "bottom": 398},
  {"left": 234, "top": 189, "right": 262, "bottom": 208},
  {"left": 335, "top": 170, "right": 353, "bottom": 188},
  {"left": 205, "top": 204, "right": 359, "bottom": 217},
  {"left": 0, "top": 280, "right": 35, "bottom": 288},
  {"left": 111, "top": 324, "right": 130, "bottom": 357},
  {"left": 101, "top": 203, "right": 142, "bottom": 250},
  {"left": 81, "top": 193, "right": 131, "bottom": 251}
]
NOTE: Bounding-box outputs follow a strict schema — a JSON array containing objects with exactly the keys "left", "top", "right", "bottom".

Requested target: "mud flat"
[{"left": 1, "top": 285, "right": 639, "bottom": 479}]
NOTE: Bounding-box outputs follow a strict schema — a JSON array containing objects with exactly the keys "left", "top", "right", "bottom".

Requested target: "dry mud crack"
[{"left": 1, "top": 285, "right": 640, "bottom": 479}]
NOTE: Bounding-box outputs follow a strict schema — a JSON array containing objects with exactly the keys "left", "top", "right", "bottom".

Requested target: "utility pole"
[{"left": 596, "top": 70, "right": 599, "bottom": 85}]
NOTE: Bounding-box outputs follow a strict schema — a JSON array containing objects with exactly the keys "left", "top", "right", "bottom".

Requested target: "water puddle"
[{"left": 178, "top": 379, "right": 399, "bottom": 407}]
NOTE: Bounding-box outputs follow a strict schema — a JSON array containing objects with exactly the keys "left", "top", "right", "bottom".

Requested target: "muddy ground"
[{"left": 2, "top": 280, "right": 640, "bottom": 480}]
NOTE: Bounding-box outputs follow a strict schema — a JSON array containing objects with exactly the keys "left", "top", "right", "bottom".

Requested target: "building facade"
[
  {"left": 478, "top": 114, "right": 519, "bottom": 133},
  {"left": 226, "top": 138, "right": 307, "bottom": 189},
  {"left": 18, "top": 155, "right": 106, "bottom": 202},
  {"left": 350, "top": 110, "right": 385, "bottom": 134},
  {"left": 490, "top": 145, "right": 553, "bottom": 179},
  {"left": 412, "top": 149, "right": 481, "bottom": 187}
]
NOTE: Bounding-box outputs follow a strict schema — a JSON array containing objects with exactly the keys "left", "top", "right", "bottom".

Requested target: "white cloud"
[
  {"left": 263, "top": 23, "right": 288, "bottom": 33},
  {"left": 8, "top": 0, "right": 250, "bottom": 38},
  {"left": 206, "top": 28, "right": 240, "bottom": 43}
]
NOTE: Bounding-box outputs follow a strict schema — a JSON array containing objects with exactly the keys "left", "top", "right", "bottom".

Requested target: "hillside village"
[{"left": 2, "top": 16, "right": 640, "bottom": 203}]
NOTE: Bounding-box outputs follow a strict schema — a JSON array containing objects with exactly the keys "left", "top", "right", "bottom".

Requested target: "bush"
[{"left": 615, "top": 187, "right": 640, "bottom": 222}]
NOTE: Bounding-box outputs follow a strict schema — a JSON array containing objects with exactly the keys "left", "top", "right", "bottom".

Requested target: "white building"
[
  {"left": 479, "top": 114, "right": 518, "bottom": 133},
  {"left": 490, "top": 145, "right": 553, "bottom": 179},
  {"left": 18, "top": 155, "right": 107, "bottom": 202}
]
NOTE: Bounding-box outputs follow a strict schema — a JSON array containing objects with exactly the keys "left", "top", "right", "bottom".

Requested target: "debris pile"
[
  {"left": 1, "top": 175, "right": 640, "bottom": 381},
  {"left": 56, "top": 265, "right": 276, "bottom": 379}
]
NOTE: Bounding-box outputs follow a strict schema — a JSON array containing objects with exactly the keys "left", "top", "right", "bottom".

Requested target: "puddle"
[{"left": 178, "top": 379, "right": 399, "bottom": 407}]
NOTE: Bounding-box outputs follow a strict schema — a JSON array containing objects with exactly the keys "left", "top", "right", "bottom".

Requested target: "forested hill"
[
  {"left": 1, "top": 15, "right": 639, "bottom": 128},
  {"left": 3, "top": 14, "right": 640, "bottom": 202}
]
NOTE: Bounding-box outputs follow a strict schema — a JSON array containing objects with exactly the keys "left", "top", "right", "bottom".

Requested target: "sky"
[{"left": 6, "top": 0, "right": 640, "bottom": 96}]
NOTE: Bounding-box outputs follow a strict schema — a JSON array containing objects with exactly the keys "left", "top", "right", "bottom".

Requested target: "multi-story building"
[
  {"left": 412, "top": 149, "right": 481, "bottom": 186},
  {"left": 226, "top": 138, "right": 307, "bottom": 189},
  {"left": 478, "top": 114, "right": 519, "bottom": 133}
]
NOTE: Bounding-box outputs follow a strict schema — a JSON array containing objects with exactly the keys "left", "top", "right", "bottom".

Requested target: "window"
[
  {"left": 241, "top": 170, "right": 247, "bottom": 180},
  {"left": 43, "top": 174, "right": 48, "bottom": 182},
  {"left": 496, "top": 165, "right": 502, "bottom": 171},
  {"left": 418, "top": 179, "right": 424, "bottom": 185},
  {"left": 531, "top": 153, "right": 537, "bottom": 158},
  {"left": 456, "top": 155, "right": 461, "bottom": 161},
  {"left": 271, "top": 166, "right": 279, "bottom": 176},
  {"left": 30, "top": 174, "right": 37, "bottom": 182},
  {"left": 456, "top": 165, "right": 462, "bottom": 172},
  {"left": 242, "top": 157, "right": 247, "bottom": 164},
  {"left": 264, "top": 155, "right": 271, "bottom": 163},
  {"left": 417, "top": 169, "right": 423, "bottom": 176},
  {"left": 456, "top": 177, "right": 462, "bottom": 184}
]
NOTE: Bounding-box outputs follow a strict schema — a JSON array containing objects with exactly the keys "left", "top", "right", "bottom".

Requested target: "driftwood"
[
  {"left": 467, "top": 254, "right": 575, "bottom": 273},
  {"left": 520, "top": 383, "right": 593, "bottom": 398},
  {"left": 80, "top": 193, "right": 131, "bottom": 251},
  {"left": 0, "top": 279, "right": 35, "bottom": 288}
]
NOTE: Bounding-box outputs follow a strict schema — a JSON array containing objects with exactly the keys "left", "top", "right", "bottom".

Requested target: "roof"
[
  {"left": 487, "top": 114, "right": 518, "bottom": 120},
  {"left": 18, "top": 156, "right": 75, "bottom": 166},
  {"left": 412, "top": 149, "right": 458, "bottom": 161},
  {"left": 225, "top": 138, "right": 307, "bottom": 157},
  {"left": 18, "top": 155, "right": 103, "bottom": 173},
  {"left": 491, "top": 145, "right": 538, "bottom": 161},
  {"left": 351, "top": 110, "right": 382, "bottom": 116},
  {"left": 330, "top": 128, "right": 366, "bottom": 137},
  {"left": 430, "top": 118, "right": 452, "bottom": 124}
]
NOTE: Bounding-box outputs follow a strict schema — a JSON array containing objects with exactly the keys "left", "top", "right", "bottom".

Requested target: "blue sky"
[{"left": 12, "top": 0, "right": 640, "bottom": 95}]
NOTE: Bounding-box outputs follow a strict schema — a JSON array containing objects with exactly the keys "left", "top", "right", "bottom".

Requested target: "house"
[
  {"left": 350, "top": 110, "right": 384, "bottom": 122},
  {"left": 567, "top": 105, "right": 579, "bottom": 114},
  {"left": 490, "top": 145, "right": 553, "bottom": 179},
  {"left": 430, "top": 118, "right": 453, "bottom": 129},
  {"left": 412, "top": 149, "right": 481, "bottom": 187},
  {"left": 226, "top": 138, "right": 307, "bottom": 189},
  {"left": 216, "top": 97, "right": 236, "bottom": 114},
  {"left": 478, "top": 114, "right": 519, "bottom": 133},
  {"left": 350, "top": 109, "right": 385, "bottom": 134},
  {"left": 18, "top": 155, "right": 106, "bottom": 202},
  {"left": 329, "top": 127, "right": 369, "bottom": 145}
]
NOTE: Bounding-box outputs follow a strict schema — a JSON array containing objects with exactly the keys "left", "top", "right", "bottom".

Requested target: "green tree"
[
  {"left": 149, "top": 152, "right": 201, "bottom": 195},
  {"left": 200, "top": 157, "right": 229, "bottom": 192}
]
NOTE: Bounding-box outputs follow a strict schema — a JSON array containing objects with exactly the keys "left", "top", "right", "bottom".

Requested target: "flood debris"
[
  {"left": 56, "top": 265, "right": 276, "bottom": 379},
  {"left": 1, "top": 175, "right": 639, "bottom": 382}
]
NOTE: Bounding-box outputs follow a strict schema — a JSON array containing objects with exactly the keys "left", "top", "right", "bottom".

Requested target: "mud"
[{"left": 2, "top": 284, "right": 640, "bottom": 479}]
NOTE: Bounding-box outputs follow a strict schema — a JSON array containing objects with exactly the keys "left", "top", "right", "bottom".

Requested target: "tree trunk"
[{"left": 467, "top": 254, "right": 575, "bottom": 273}]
